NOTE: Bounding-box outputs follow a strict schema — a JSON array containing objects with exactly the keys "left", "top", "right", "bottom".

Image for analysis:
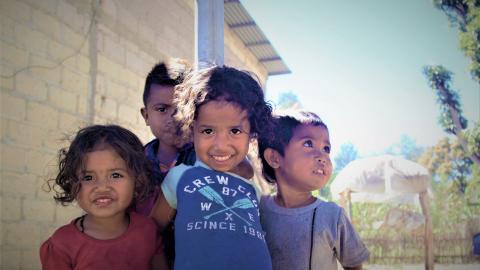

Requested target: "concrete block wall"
[{"left": 1, "top": 0, "right": 269, "bottom": 268}]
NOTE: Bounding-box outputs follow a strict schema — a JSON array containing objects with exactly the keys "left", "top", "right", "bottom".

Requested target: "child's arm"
[{"left": 149, "top": 190, "right": 176, "bottom": 232}]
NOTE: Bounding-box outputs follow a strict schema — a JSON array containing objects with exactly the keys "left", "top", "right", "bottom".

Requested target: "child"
[
  {"left": 40, "top": 125, "right": 167, "bottom": 270},
  {"left": 150, "top": 65, "right": 273, "bottom": 270},
  {"left": 258, "top": 110, "right": 369, "bottom": 270},
  {"left": 140, "top": 59, "right": 254, "bottom": 268},
  {"left": 139, "top": 58, "right": 253, "bottom": 214},
  {"left": 138, "top": 58, "right": 195, "bottom": 216}
]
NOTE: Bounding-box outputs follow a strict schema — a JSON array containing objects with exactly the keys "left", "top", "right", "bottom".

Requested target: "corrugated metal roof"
[{"left": 224, "top": 0, "right": 291, "bottom": 76}]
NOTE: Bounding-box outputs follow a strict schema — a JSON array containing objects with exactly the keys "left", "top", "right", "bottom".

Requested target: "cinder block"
[
  {"left": 7, "top": 120, "right": 44, "bottom": 148},
  {"left": 14, "top": 23, "right": 48, "bottom": 56},
  {"left": 48, "top": 86, "right": 77, "bottom": 113},
  {"left": 4, "top": 222, "right": 41, "bottom": 247},
  {"left": 56, "top": 0, "right": 88, "bottom": 33},
  {"left": 42, "top": 127, "right": 70, "bottom": 152},
  {"left": 58, "top": 112, "right": 85, "bottom": 132},
  {"left": 118, "top": 68, "right": 139, "bottom": 89},
  {"left": 2, "top": 144, "right": 26, "bottom": 172},
  {"left": 1, "top": 11, "right": 15, "bottom": 41},
  {"left": 98, "top": 54, "right": 121, "bottom": 78},
  {"left": 77, "top": 55, "right": 90, "bottom": 73},
  {"left": 47, "top": 40, "right": 75, "bottom": 63},
  {"left": 21, "top": 248, "right": 41, "bottom": 270},
  {"left": 107, "top": 80, "right": 128, "bottom": 102},
  {"left": 1, "top": 92, "right": 26, "bottom": 120},
  {"left": 95, "top": 95, "right": 117, "bottom": 120},
  {"left": 77, "top": 95, "right": 89, "bottom": 116},
  {"left": 23, "top": 199, "right": 55, "bottom": 222},
  {"left": 103, "top": 33, "right": 125, "bottom": 65},
  {"left": 1, "top": 71, "right": 15, "bottom": 90},
  {"left": 0, "top": 0, "right": 32, "bottom": 24},
  {"left": 33, "top": 9, "right": 61, "bottom": 40},
  {"left": 125, "top": 48, "right": 144, "bottom": 76},
  {"left": 118, "top": 104, "right": 137, "bottom": 125},
  {"left": 60, "top": 23, "right": 84, "bottom": 51},
  {"left": 30, "top": 55, "right": 62, "bottom": 83},
  {"left": 1, "top": 41, "right": 29, "bottom": 69},
  {"left": 26, "top": 101, "right": 58, "bottom": 129},
  {"left": 23, "top": 0, "right": 59, "bottom": 16},
  {"left": 15, "top": 73, "right": 48, "bottom": 101},
  {"left": 61, "top": 67, "right": 88, "bottom": 96},
  {"left": 2, "top": 196, "right": 22, "bottom": 221},
  {"left": 1, "top": 248, "right": 20, "bottom": 270},
  {"left": 55, "top": 204, "right": 82, "bottom": 224},
  {"left": 2, "top": 171, "right": 37, "bottom": 196},
  {"left": 25, "top": 149, "right": 56, "bottom": 175}
]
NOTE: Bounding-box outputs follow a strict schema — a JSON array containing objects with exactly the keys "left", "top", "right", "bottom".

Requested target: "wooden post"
[
  {"left": 419, "top": 191, "right": 434, "bottom": 270},
  {"left": 339, "top": 190, "right": 353, "bottom": 221}
]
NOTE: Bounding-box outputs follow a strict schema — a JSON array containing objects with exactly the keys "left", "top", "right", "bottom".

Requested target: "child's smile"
[{"left": 193, "top": 100, "right": 251, "bottom": 172}]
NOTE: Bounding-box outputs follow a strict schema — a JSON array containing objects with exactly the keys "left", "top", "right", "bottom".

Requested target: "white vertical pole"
[{"left": 195, "top": 0, "right": 224, "bottom": 69}]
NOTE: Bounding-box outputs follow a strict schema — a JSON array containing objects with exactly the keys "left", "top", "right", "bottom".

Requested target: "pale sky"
[{"left": 241, "top": 0, "right": 480, "bottom": 160}]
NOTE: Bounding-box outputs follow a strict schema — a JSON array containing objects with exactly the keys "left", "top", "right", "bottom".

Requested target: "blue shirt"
[{"left": 162, "top": 161, "right": 272, "bottom": 270}]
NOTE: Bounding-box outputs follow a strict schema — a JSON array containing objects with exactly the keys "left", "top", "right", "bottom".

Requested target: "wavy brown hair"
[
  {"left": 173, "top": 65, "right": 273, "bottom": 144},
  {"left": 48, "top": 125, "right": 152, "bottom": 207}
]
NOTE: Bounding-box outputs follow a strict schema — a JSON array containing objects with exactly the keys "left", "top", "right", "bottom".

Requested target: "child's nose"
[{"left": 213, "top": 133, "right": 229, "bottom": 149}]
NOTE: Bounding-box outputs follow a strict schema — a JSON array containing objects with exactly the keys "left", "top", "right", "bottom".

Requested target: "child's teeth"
[{"left": 213, "top": 155, "right": 230, "bottom": 161}]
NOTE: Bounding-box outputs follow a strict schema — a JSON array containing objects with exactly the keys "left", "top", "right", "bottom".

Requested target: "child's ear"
[
  {"left": 140, "top": 108, "right": 149, "bottom": 124},
  {"left": 264, "top": 148, "right": 281, "bottom": 169}
]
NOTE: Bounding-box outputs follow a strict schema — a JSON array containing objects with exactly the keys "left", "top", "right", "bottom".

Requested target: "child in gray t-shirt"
[{"left": 258, "top": 110, "right": 369, "bottom": 270}]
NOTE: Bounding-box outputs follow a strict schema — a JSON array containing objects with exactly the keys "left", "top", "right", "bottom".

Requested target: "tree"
[
  {"left": 385, "top": 134, "right": 424, "bottom": 161},
  {"left": 418, "top": 137, "right": 473, "bottom": 193},
  {"left": 423, "top": 65, "right": 480, "bottom": 165},
  {"left": 425, "top": 1, "right": 480, "bottom": 167},
  {"left": 433, "top": 0, "right": 480, "bottom": 82},
  {"left": 276, "top": 91, "right": 302, "bottom": 109},
  {"left": 334, "top": 142, "right": 358, "bottom": 172}
]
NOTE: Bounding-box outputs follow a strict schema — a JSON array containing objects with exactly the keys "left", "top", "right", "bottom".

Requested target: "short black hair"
[
  {"left": 258, "top": 110, "right": 327, "bottom": 183},
  {"left": 143, "top": 58, "right": 191, "bottom": 106}
]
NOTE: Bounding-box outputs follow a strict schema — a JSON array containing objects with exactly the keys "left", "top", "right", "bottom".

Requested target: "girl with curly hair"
[
  {"left": 150, "top": 65, "right": 273, "bottom": 270},
  {"left": 40, "top": 124, "right": 167, "bottom": 269}
]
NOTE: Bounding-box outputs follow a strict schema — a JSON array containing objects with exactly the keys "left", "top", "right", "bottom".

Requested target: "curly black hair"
[
  {"left": 48, "top": 125, "right": 152, "bottom": 207},
  {"left": 173, "top": 65, "right": 273, "bottom": 144},
  {"left": 143, "top": 58, "right": 191, "bottom": 106},
  {"left": 258, "top": 110, "right": 327, "bottom": 183}
]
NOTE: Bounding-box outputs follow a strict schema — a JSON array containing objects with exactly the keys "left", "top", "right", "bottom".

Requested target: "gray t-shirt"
[{"left": 260, "top": 196, "right": 369, "bottom": 270}]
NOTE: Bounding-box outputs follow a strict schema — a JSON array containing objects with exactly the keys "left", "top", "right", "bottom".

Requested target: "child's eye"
[
  {"left": 82, "top": 175, "right": 93, "bottom": 181},
  {"left": 231, "top": 128, "right": 242, "bottom": 135},
  {"left": 200, "top": 128, "right": 213, "bottom": 135},
  {"left": 111, "top": 172, "right": 123, "bottom": 179},
  {"left": 155, "top": 106, "right": 167, "bottom": 113},
  {"left": 303, "top": 140, "right": 313, "bottom": 148},
  {"left": 324, "top": 146, "right": 331, "bottom": 154}
]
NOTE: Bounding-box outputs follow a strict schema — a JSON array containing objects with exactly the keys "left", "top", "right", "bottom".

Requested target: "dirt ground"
[{"left": 363, "top": 264, "right": 480, "bottom": 270}]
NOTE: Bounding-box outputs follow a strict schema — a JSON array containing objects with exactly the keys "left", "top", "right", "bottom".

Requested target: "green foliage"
[
  {"left": 433, "top": 0, "right": 480, "bottom": 82},
  {"left": 334, "top": 142, "right": 358, "bottom": 172},
  {"left": 385, "top": 134, "right": 424, "bottom": 161},
  {"left": 423, "top": 65, "right": 468, "bottom": 135},
  {"left": 465, "top": 121, "right": 480, "bottom": 157},
  {"left": 417, "top": 137, "right": 473, "bottom": 193},
  {"left": 276, "top": 91, "right": 302, "bottom": 109}
]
